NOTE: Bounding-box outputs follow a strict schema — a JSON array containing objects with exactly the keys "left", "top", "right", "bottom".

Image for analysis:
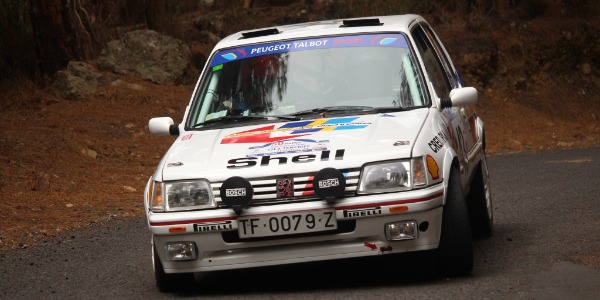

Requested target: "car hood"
[{"left": 158, "top": 110, "right": 429, "bottom": 181}]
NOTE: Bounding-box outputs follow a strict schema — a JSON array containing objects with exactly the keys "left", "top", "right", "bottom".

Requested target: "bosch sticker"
[
  {"left": 318, "top": 178, "right": 339, "bottom": 188},
  {"left": 226, "top": 188, "right": 247, "bottom": 197}
]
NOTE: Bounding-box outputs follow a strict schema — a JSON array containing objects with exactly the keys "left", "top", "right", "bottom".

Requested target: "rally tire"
[
  {"left": 436, "top": 165, "right": 474, "bottom": 276},
  {"left": 153, "top": 244, "right": 194, "bottom": 292},
  {"left": 467, "top": 153, "right": 494, "bottom": 238}
]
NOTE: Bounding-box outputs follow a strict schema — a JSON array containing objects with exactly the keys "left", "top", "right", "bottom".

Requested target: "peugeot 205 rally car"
[{"left": 145, "top": 14, "right": 493, "bottom": 291}]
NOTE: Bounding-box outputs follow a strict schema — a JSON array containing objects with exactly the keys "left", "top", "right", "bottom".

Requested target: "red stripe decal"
[
  {"left": 150, "top": 216, "right": 235, "bottom": 227},
  {"left": 335, "top": 191, "right": 443, "bottom": 211},
  {"left": 150, "top": 192, "right": 443, "bottom": 226}
]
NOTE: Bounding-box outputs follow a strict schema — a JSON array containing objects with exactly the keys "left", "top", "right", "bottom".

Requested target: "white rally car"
[{"left": 145, "top": 14, "right": 493, "bottom": 291}]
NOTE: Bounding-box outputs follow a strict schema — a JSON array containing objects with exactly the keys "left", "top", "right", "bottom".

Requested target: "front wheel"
[
  {"left": 467, "top": 153, "right": 494, "bottom": 238},
  {"left": 436, "top": 166, "right": 474, "bottom": 276},
  {"left": 153, "top": 241, "right": 194, "bottom": 292}
]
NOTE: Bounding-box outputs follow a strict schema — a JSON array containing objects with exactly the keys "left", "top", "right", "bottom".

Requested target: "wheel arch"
[{"left": 441, "top": 147, "right": 460, "bottom": 206}]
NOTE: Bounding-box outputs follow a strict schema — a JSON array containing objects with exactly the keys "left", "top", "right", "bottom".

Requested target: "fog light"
[
  {"left": 385, "top": 221, "right": 418, "bottom": 241},
  {"left": 166, "top": 242, "right": 197, "bottom": 261}
]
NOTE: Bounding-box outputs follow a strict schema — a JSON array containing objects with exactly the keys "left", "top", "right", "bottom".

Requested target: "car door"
[{"left": 411, "top": 22, "right": 477, "bottom": 179}]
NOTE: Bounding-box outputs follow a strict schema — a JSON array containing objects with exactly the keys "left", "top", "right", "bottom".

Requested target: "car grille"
[{"left": 212, "top": 168, "right": 360, "bottom": 207}]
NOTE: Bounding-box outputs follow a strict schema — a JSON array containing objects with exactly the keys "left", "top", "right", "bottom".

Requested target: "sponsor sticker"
[
  {"left": 428, "top": 131, "right": 448, "bottom": 153},
  {"left": 222, "top": 117, "right": 370, "bottom": 144},
  {"left": 318, "top": 178, "right": 339, "bottom": 188},
  {"left": 194, "top": 221, "right": 234, "bottom": 232},
  {"left": 343, "top": 207, "right": 382, "bottom": 218},
  {"left": 426, "top": 155, "right": 440, "bottom": 180},
  {"left": 226, "top": 188, "right": 247, "bottom": 197},
  {"left": 210, "top": 34, "right": 409, "bottom": 67},
  {"left": 246, "top": 139, "right": 329, "bottom": 157}
]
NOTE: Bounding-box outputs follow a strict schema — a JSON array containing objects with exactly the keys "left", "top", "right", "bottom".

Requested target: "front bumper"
[{"left": 149, "top": 184, "right": 444, "bottom": 273}]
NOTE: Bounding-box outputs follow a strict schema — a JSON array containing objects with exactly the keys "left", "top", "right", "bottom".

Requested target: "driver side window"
[{"left": 412, "top": 25, "right": 451, "bottom": 98}]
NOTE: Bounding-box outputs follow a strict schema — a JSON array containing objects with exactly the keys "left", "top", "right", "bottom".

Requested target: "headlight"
[
  {"left": 151, "top": 180, "right": 215, "bottom": 212},
  {"left": 358, "top": 158, "right": 429, "bottom": 194}
]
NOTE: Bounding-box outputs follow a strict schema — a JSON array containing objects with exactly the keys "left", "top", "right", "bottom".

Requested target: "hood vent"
[
  {"left": 341, "top": 18, "right": 383, "bottom": 27},
  {"left": 241, "top": 28, "right": 280, "bottom": 39}
]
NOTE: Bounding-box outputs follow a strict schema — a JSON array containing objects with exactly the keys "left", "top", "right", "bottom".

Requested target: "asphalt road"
[{"left": 1, "top": 147, "right": 599, "bottom": 299}]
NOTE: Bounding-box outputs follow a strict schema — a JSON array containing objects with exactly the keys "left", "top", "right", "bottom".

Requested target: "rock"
[
  {"left": 38, "top": 173, "right": 50, "bottom": 187},
  {"left": 81, "top": 148, "right": 98, "bottom": 159},
  {"left": 123, "top": 186, "right": 137, "bottom": 193},
  {"left": 97, "top": 30, "right": 195, "bottom": 85},
  {"left": 67, "top": 61, "right": 104, "bottom": 82},
  {"left": 127, "top": 83, "right": 144, "bottom": 91},
  {"left": 52, "top": 61, "right": 105, "bottom": 101},
  {"left": 514, "top": 77, "right": 528, "bottom": 90},
  {"left": 557, "top": 141, "right": 573, "bottom": 147},
  {"left": 580, "top": 63, "right": 592, "bottom": 75}
]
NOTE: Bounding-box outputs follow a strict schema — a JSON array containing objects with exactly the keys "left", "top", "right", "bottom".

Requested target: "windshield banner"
[{"left": 210, "top": 34, "right": 408, "bottom": 67}]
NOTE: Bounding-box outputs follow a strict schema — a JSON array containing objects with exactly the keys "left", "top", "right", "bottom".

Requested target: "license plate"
[{"left": 237, "top": 209, "right": 337, "bottom": 238}]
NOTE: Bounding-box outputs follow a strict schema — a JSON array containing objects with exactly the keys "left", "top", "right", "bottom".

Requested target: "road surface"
[{"left": 1, "top": 147, "right": 599, "bottom": 299}]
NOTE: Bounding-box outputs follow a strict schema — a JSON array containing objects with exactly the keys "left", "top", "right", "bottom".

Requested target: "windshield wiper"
[
  {"left": 291, "top": 106, "right": 375, "bottom": 116},
  {"left": 193, "top": 114, "right": 300, "bottom": 128},
  {"left": 290, "top": 106, "right": 418, "bottom": 117},
  {"left": 372, "top": 106, "right": 417, "bottom": 113},
  {"left": 252, "top": 114, "right": 302, "bottom": 121}
]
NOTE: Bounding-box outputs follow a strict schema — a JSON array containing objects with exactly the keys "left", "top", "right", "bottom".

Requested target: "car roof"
[{"left": 213, "top": 14, "right": 425, "bottom": 51}]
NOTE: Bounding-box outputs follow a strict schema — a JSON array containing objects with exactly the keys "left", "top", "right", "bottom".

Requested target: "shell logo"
[{"left": 426, "top": 155, "right": 439, "bottom": 180}]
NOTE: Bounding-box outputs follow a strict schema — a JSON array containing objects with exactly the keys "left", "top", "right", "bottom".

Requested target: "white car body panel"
[
  {"left": 157, "top": 110, "right": 427, "bottom": 181},
  {"left": 144, "top": 14, "right": 489, "bottom": 278}
]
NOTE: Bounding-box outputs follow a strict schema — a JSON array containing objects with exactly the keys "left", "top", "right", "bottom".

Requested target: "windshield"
[{"left": 187, "top": 33, "right": 427, "bottom": 128}]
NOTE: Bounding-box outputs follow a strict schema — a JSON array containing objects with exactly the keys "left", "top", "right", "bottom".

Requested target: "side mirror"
[
  {"left": 148, "top": 117, "right": 180, "bottom": 136},
  {"left": 440, "top": 87, "right": 478, "bottom": 109}
]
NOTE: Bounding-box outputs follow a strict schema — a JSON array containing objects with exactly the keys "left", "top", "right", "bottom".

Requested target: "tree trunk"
[{"left": 30, "top": 0, "right": 95, "bottom": 76}]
